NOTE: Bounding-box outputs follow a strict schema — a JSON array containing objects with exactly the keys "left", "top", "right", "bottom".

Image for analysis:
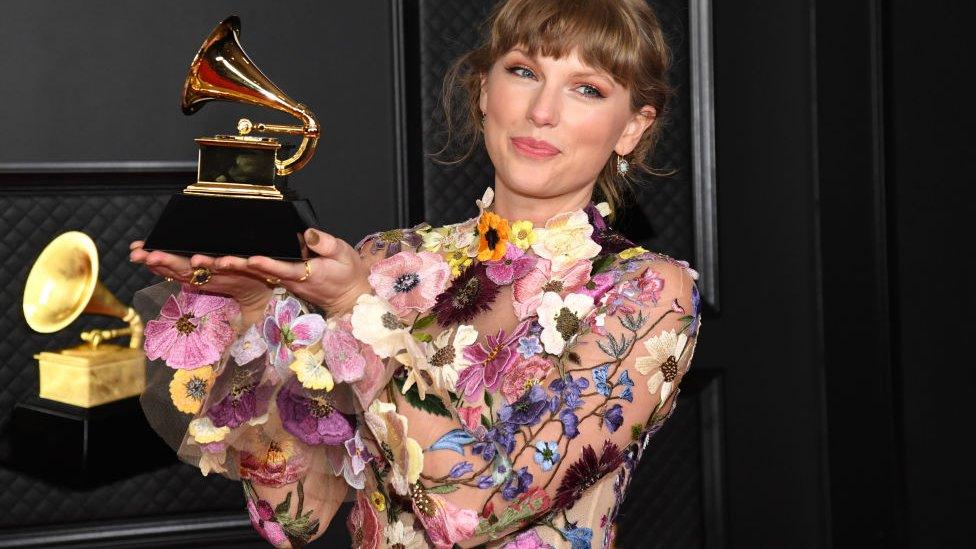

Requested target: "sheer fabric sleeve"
[{"left": 135, "top": 281, "right": 383, "bottom": 548}]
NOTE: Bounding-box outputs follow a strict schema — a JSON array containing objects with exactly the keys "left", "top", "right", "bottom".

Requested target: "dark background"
[{"left": 0, "top": 0, "right": 972, "bottom": 548}]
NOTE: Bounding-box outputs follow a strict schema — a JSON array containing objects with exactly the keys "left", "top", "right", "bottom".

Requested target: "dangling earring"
[
  {"left": 481, "top": 111, "right": 486, "bottom": 127},
  {"left": 615, "top": 153, "right": 630, "bottom": 176}
]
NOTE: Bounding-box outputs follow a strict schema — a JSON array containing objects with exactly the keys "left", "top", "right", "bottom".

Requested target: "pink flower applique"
[
  {"left": 246, "top": 498, "right": 289, "bottom": 548},
  {"left": 485, "top": 244, "right": 537, "bottom": 285},
  {"left": 500, "top": 355, "right": 554, "bottom": 403},
  {"left": 144, "top": 285, "right": 239, "bottom": 370},
  {"left": 346, "top": 490, "right": 381, "bottom": 549},
  {"left": 322, "top": 316, "right": 366, "bottom": 383},
  {"left": 367, "top": 250, "right": 450, "bottom": 316},
  {"left": 263, "top": 296, "right": 326, "bottom": 368},
  {"left": 513, "top": 258, "right": 592, "bottom": 319},
  {"left": 413, "top": 487, "right": 479, "bottom": 548},
  {"left": 501, "top": 529, "right": 554, "bottom": 549},
  {"left": 229, "top": 324, "right": 267, "bottom": 365},
  {"left": 456, "top": 322, "right": 529, "bottom": 402},
  {"left": 578, "top": 270, "right": 618, "bottom": 302},
  {"left": 458, "top": 405, "right": 483, "bottom": 432}
]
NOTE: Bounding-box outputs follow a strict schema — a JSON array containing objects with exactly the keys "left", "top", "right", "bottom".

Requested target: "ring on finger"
[
  {"left": 266, "top": 276, "right": 281, "bottom": 285},
  {"left": 190, "top": 267, "right": 213, "bottom": 286},
  {"left": 297, "top": 260, "right": 312, "bottom": 282}
]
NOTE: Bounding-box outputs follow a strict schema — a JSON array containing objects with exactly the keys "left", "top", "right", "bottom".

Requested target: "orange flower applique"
[{"left": 476, "top": 211, "right": 510, "bottom": 262}]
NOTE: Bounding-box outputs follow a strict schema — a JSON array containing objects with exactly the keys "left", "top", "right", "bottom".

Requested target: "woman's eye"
[
  {"left": 507, "top": 65, "right": 536, "bottom": 79},
  {"left": 575, "top": 84, "right": 605, "bottom": 99}
]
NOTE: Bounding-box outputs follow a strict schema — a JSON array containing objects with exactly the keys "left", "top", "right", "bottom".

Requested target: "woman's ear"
[
  {"left": 614, "top": 105, "right": 657, "bottom": 156},
  {"left": 479, "top": 72, "right": 488, "bottom": 114}
]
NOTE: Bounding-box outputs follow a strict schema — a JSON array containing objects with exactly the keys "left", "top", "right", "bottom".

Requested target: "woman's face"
[{"left": 480, "top": 47, "right": 655, "bottom": 204}]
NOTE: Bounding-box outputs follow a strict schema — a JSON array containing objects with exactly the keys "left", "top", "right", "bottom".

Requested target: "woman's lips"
[{"left": 511, "top": 137, "right": 561, "bottom": 159}]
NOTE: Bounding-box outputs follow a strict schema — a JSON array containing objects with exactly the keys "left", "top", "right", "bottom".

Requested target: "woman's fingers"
[
  {"left": 245, "top": 256, "right": 308, "bottom": 281},
  {"left": 304, "top": 229, "right": 342, "bottom": 259},
  {"left": 129, "top": 240, "right": 145, "bottom": 251}
]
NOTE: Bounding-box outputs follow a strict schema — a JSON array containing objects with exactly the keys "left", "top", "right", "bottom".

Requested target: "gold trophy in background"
[
  {"left": 143, "top": 15, "right": 321, "bottom": 260},
  {"left": 22, "top": 231, "right": 144, "bottom": 408}
]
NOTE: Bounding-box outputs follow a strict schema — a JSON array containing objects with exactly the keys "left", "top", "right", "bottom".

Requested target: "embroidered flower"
[
  {"left": 536, "top": 292, "right": 595, "bottom": 355},
  {"left": 553, "top": 440, "right": 625, "bottom": 509},
  {"left": 548, "top": 373, "right": 589, "bottom": 411},
  {"left": 263, "top": 296, "right": 326, "bottom": 368},
  {"left": 144, "top": 286, "right": 238, "bottom": 370},
  {"left": 325, "top": 429, "right": 372, "bottom": 489},
  {"left": 485, "top": 244, "right": 537, "bottom": 285},
  {"left": 368, "top": 251, "right": 450, "bottom": 316},
  {"left": 410, "top": 484, "right": 479, "bottom": 548},
  {"left": 578, "top": 270, "right": 618, "bottom": 302},
  {"left": 458, "top": 405, "right": 483, "bottom": 432},
  {"left": 421, "top": 218, "right": 478, "bottom": 254},
  {"left": 476, "top": 211, "right": 510, "bottom": 262},
  {"left": 322, "top": 316, "right": 366, "bottom": 383},
  {"left": 238, "top": 429, "right": 310, "bottom": 488},
  {"left": 276, "top": 377, "right": 355, "bottom": 446},
  {"left": 356, "top": 222, "right": 428, "bottom": 257},
  {"left": 449, "top": 461, "right": 474, "bottom": 478},
  {"left": 246, "top": 497, "right": 290, "bottom": 548},
  {"left": 289, "top": 347, "right": 334, "bottom": 391},
  {"left": 206, "top": 369, "right": 274, "bottom": 429},
  {"left": 603, "top": 404, "right": 624, "bottom": 432},
  {"left": 531, "top": 210, "right": 602, "bottom": 271},
  {"left": 384, "top": 518, "right": 420, "bottom": 548},
  {"left": 498, "top": 385, "right": 548, "bottom": 426},
  {"left": 432, "top": 263, "right": 500, "bottom": 326},
  {"left": 618, "top": 246, "right": 649, "bottom": 260},
  {"left": 371, "top": 491, "right": 386, "bottom": 512},
  {"left": 188, "top": 416, "right": 230, "bottom": 444},
  {"left": 534, "top": 440, "right": 561, "bottom": 472},
  {"left": 509, "top": 220, "right": 538, "bottom": 250},
  {"left": 501, "top": 466, "right": 533, "bottom": 501},
  {"left": 351, "top": 293, "right": 411, "bottom": 358},
  {"left": 456, "top": 323, "right": 529, "bottom": 401},
  {"left": 399, "top": 324, "right": 478, "bottom": 397},
  {"left": 513, "top": 258, "right": 592, "bottom": 319},
  {"left": 169, "top": 365, "right": 214, "bottom": 414},
  {"left": 500, "top": 355, "right": 552, "bottom": 403},
  {"left": 229, "top": 324, "right": 267, "bottom": 365},
  {"left": 517, "top": 335, "right": 544, "bottom": 358},
  {"left": 635, "top": 329, "right": 688, "bottom": 402},
  {"left": 502, "top": 530, "right": 553, "bottom": 549},
  {"left": 197, "top": 441, "right": 228, "bottom": 476},
  {"left": 346, "top": 490, "right": 381, "bottom": 549},
  {"left": 364, "top": 401, "right": 424, "bottom": 496},
  {"left": 559, "top": 523, "right": 594, "bottom": 549}
]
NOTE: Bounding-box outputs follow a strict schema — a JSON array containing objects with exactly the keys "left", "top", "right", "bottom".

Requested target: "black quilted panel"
[
  {"left": 616, "top": 387, "right": 704, "bottom": 548},
  {"left": 411, "top": 0, "right": 695, "bottom": 264},
  {"left": 0, "top": 190, "right": 247, "bottom": 526}
]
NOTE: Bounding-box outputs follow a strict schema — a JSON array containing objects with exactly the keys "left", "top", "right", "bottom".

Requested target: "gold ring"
[
  {"left": 164, "top": 277, "right": 174, "bottom": 282},
  {"left": 190, "top": 267, "right": 213, "bottom": 286},
  {"left": 297, "top": 260, "right": 311, "bottom": 282},
  {"left": 266, "top": 277, "right": 281, "bottom": 285}
]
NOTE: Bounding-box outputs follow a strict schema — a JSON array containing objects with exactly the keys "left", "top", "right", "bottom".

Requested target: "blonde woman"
[{"left": 130, "top": 1, "right": 701, "bottom": 547}]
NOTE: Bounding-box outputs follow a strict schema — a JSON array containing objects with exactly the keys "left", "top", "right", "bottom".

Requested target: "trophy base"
[
  {"left": 144, "top": 193, "right": 318, "bottom": 260},
  {"left": 2, "top": 396, "right": 175, "bottom": 490}
]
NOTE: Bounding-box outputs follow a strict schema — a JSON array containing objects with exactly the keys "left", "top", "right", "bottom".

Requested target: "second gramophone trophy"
[{"left": 144, "top": 15, "right": 320, "bottom": 260}]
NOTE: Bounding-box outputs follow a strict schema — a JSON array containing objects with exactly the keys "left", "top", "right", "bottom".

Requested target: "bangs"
[{"left": 488, "top": 0, "right": 642, "bottom": 88}]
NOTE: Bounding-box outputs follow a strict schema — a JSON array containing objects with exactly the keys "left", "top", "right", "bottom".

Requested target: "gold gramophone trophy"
[
  {"left": 9, "top": 232, "right": 169, "bottom": 487},
  {"left": 143, "top": 15, "right": 320, "bottom": 260}
]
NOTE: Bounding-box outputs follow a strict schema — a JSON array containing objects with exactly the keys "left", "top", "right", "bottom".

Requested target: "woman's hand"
[
  {"left": 128, "top": 240, "right": 273, "bottom": 318},
  {"left": 212, "top": 228, "right": 372, "bottom": 317}
]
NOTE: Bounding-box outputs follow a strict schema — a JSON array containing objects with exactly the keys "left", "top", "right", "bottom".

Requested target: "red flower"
[{"left": 553, "top": 440, "right": 624, "bottom": 509}]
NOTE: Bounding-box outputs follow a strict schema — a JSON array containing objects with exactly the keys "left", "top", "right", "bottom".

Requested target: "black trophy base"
[
  {"left": 1, "top": 396, "right": 175, "bottom": 490},
  {"left": 144, "top": 192, "right": 319, "bottom": 260}
]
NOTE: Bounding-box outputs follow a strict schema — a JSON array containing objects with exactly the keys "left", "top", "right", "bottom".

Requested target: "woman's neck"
[{"left": 491, "top": 182, "right": 594, "bottom": 226}]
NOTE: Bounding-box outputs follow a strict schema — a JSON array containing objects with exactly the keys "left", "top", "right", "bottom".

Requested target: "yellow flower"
[
  {"left": 509, "top": 220, "right": 537, "bottom": 249},
  {"left": 476, "top": 211, "right": 510, "bottom": 261},
  {"left": 365, "top": 401, "right": 424, "bottom": 496},
  {"left": 290, "top": 347, "right": 334, "bottom": 391},
  {"left": 169, "top": 365, "right": 215, "bottom": 414},
  {"left": 446, "top": 249, "right": 473, "bottom": 278},
  {"left": 188, "top": 417, "right": 230, "bottom": 444},
  {"left": 371, "top": 491, "right": 386, "bottom": 512},
  {"left": 618, "top": 246, "right": 649, "bottom": 260}
]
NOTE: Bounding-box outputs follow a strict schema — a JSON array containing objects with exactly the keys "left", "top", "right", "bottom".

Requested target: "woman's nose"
[{"left": 527, "top": 85, "right": 560, "bottom": 127}]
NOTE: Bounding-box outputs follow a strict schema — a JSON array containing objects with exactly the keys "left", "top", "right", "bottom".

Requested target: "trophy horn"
[
  {"left": 23, "top": 232, "right": 142, "bottom": 349},
  {"left": 181, "top": 15, "right": 320, "bottom": 175}
]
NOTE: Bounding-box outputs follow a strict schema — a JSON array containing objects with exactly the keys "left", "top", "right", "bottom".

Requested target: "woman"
[{"left": 129, "top": 0, "right": 701, "bottom": 547}]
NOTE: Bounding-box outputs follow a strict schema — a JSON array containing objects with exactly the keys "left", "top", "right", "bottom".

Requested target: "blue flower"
[
  {"left": 498, "top": 385, "right": 547, "bottom": 426},
  {"left": 603, "top": 404, "right": 623, "bottom": 432},
  {"left": 593, "top": 364, "right": 611, "bottom": 397},
  {"left": 501, "top": 466, "right": 533, "bottom": 500},
  {"left": 448, "top": 461, "right": 473, "bottom": 478},
  {"left": 560, "top": 523, "right": 594, "bottom": 549},
  {"left": 517, "top": 335, "right": 544, "bottom": 358},
  {"left": 549, "top": 374, "right": 589, "bottom": 412},
  {"left": 618, "top": 369, "right": 634, "bottom": 402},
  {"left": 476, "top": 475, "right": 494, "bottom": 488},
  {"left": 560, "top": 408, "right": 580, "bottom": 438},
  {"left": 533, "top": 441, "right": 561, "bottom": 471},
  {"left": 690, "top": 284, "right": 701, "bottom": 335}
]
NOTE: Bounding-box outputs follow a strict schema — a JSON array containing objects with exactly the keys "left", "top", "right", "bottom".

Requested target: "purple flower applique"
[
  {"left": 579, "top": 271, "right": 618, "bottom": 302},
  {"left": 206, "top": 369, "right": 274, "bottom": 429},
  {"left": 559, "top": 409, "right": 580, "bottom": 439},
  {"left": 485, "top": 245, "right": 537, "bottom": 286},
  {"left": 229, "top": 324, "right": 268, "bottom": 365},
  {"left": 501, "top": 466, "right": 533, "bottom": 501},
  {"left": 449, "top": 461, "right": 474, "bottom": 478},
  {"left": 498, "top": 385, "right": 548, "bottom": 427},
  {"left": 603, "top": 404, "right": 624, "bottom": 432},
  {"left": 517, "top": 335, "right": 544, "bottom": 358},
  {"left": 263, "top": 296, "right": 326, "bottom": 368},
  {"left": 548, "top": 374, "right": 590, "bottom": 412},
  {"left": 276, "top": 377, "right": 354, "bottom": 446},
  {"left": 456, "top": 322, "right": 529, "bottom": 401},
  {"left": 144, "top": 285, "right": 239, "bottom": 370}
]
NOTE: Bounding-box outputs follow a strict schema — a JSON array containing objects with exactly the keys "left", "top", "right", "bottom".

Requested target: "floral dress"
[{"left": 136, "top": 187, "right": 702, "bottom": 549}]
